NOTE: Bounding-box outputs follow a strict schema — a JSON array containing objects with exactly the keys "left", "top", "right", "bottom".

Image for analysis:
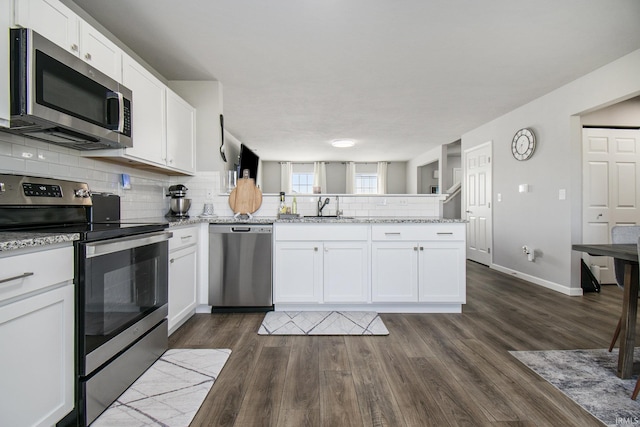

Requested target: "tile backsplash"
[
  {"left": 0, "top": 132, "right": 171, "bottom": 219},
  {"left": 1, "top": 132, "right": 445, "bottom": 219}
]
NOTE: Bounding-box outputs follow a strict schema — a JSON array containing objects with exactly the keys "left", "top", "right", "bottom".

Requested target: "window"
[
  {"left": 292, "top": 172, "right": 314, "bottom": 193},
  {"left": 355, "top": 173, "right": 378, "bottom": 194}
]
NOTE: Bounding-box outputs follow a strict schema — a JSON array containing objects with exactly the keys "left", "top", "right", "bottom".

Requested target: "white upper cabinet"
[
  {"left": 14, "top": 0, "right": 122, "bottom": 81},
  {"left": 166, "top": 88, "right": 196, "bottom": 174},
  {"left": 120, "top": 59, "right": 196, "bottom": 175},
  {"left": 15, "top": 0, "right": 79, "bottom": 54},
  {"left": 78, "top": 21, "right": 122, "bottom": 81},
  {"left": 122, "top": 53, "right": 166, "bottom": 165},
  {"left": 15, "top": 0, "right": 198, "bottom": 175}
]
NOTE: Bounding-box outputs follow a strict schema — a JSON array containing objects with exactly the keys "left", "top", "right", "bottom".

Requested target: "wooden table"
[{"left": 573, "top": 243, "right": 639, "bottom": 378}]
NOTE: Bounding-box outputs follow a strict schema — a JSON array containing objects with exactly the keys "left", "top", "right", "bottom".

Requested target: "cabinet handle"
[
  {"left": 71, "top": 43, "right": 78, "bottom": 52},
  {"left": 0, "top": 272, "right": 34, "bottom": 285},
  {"left": 84, "top": 52, "right": 92, "bottom": 61},
  {"left": 385, "top": 232, "right": 401, "bottom": 236},
  {"left": 420, "top": 247, "right": 424, "bottom": 251},
  {"left": 437, "top": 232, "right": 453, "bottom": 235},
  {"left": 170, "top": 258, "right": 175, "bottom": 264},
  {"left": 181, "top": 235, "right": 192, "bottom": 239},
  {"left": 413, "top": 247, "right": 418, "bottom": 251},
  {"left": 314, "top": 247, "right": 318, "bottom": 251}
]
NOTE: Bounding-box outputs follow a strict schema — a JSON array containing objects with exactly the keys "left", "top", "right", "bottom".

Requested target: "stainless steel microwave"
[{"left": 5, "top": 28, "right": 132, "bottom": 150}]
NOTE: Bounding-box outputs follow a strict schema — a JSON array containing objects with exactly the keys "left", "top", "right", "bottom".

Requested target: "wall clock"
[{"left": 511, "top": 128, "right": 536, "bottom": 161}]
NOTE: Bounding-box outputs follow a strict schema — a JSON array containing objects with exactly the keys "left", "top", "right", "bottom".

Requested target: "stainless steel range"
[{"left": 0, "top": 174, "right": 171, "bottom": 426}]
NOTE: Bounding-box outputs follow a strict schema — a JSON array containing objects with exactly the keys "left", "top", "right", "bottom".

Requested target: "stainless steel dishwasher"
[{"left": 208, "top": 224, "right": 273, "bottom": 312}]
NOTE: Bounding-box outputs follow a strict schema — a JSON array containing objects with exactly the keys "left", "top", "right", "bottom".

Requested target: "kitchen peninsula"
[
  {"left": 0, "top": 216, "right": 467, "bottom": 315},
  {"left": 271, "top": 217, "right": 466, "bottom": 313}
]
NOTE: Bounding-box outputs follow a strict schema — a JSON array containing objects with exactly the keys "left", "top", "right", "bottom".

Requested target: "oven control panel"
[
  {"left": 22, "top": 183, "right": 63, "bottom": 198},
  {"left": 0, "top": 174, "right": 91, "bottom": 206}
]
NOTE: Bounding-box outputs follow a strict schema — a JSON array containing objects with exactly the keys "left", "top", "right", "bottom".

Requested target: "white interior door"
[
  {"left": 582, "top": 128, "right": 640, "bottom": 284},
  {"left": 464, "top": 142, "right": 492, "bottom": 266}
]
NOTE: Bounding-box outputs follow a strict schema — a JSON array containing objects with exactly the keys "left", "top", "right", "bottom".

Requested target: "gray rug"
[
  {"left": 92, "top": 349, "right": 231, "bottom": 426},
  {"left": 510, "top": 348, "right": 640, "bottom": 426},
  {"left": 258, "top": 311, "right": 389, "bottom": 335}
]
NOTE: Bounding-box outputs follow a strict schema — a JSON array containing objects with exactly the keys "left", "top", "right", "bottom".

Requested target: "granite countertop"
[
  {"left": 0, "top": 232, "right": 79, "bottom": 252},
  {"left": 167, "top": 216, "right": 466, "bottom": 225},
  {"left": 0, "top": 216, "right": 465, "bottom": 252}
]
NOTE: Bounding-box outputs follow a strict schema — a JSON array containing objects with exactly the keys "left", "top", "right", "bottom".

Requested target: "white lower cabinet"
[
  {"left": 371, "top": 224, "right": 466, "bottom": 304},
  {"left": 0, "top": 246, "right": 74, "bottom": 427},
  {"left": 371, "top": 241, "right": 419, "bottom": 302},
  {"left": 168, "top": 226, "right": 199, "bottom": 334},
  {"left": 273, "top": 224, "right": 370, "bottom": 305},
  {"left": 323, "top": 241, "right": 369, "bottom": 302},
  {"left": 274, "top": 241, "right": 323, "bottom": 303},
  {"left": 274, "top": 222, "right": 466, "bottom": 312},
  {"left": 419, "top": 241, "right": 466, "bottom": 302}
]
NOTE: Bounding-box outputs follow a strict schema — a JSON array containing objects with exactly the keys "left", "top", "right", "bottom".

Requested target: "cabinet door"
[
  {"left": 274, "top": 242, "right": 322, "bottom": 303},
  {"left": 79, "top": 22, "right": 122, "bottom": 81},
  {"left": 15, "top": 0, "right": 79, "bottom": 55},
  {"left": 419, "top": 241, "right": 466, "bottom": 302},
  {"left": 166, "top": 89, "right": 196, "bottom": 174},
  {"left": 371, "top": 242, "right": 418, "bottom": 302},
  {"left": 323, "top": 242, "right": 369, "bottom": 302},
  {"left": 122, "top": 54, "right": 166, "bottom": 165},
  {"left": 168, "top": 245, "right": 197, "bottom": 334},
  {"left": 0, "top": 283, "right": 74, "bottom": 427}
]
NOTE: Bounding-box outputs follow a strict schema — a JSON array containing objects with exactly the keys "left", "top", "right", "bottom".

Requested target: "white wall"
[
  {"left": 461, "top": 48, "right": 640, "bottom": 294},
  {"left": 407, "top": 145, "right": 444, "bottom": 194}
]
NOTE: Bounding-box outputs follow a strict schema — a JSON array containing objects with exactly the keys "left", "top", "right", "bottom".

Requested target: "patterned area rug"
[
  {"left": 510, "top": 348, "right": 640, "bottom": 427},
  {"left": 258, "top": 311, "right": 389, "bottom": 335},
  {"left": 92, "top": 349, "right": 231, "bottom": 427}
]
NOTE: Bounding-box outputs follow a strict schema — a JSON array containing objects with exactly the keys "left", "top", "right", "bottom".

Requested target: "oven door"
[{"left": 77, "top": 231, "right": 171, "bottom": 376}]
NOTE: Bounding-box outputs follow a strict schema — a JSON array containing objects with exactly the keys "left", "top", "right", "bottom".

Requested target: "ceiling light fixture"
[{"left": 331, "top": 139, "right": 355, "bottom": 148}]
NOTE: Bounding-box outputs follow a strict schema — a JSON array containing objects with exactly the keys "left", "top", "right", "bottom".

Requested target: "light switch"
[
  {"left": 559, "top": 189, "right": 566, "bottom": 200},
  {"left": 497, "top": 193, "right": 502, "bottom": 202},
  {"left": 519, "top": 184, "right": 529, "bottom": 193}
]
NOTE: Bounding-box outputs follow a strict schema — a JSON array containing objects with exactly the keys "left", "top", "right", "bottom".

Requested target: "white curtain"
[
  {"left": 280, "top": 161, "right": 292, "bottom": 193},
  {"left": 346, "top": 162, "right": 356, "bottom": 194},
  {"left": 377, "top": 161, "right": 387, "bottom": 194},
  {"left": 313, "top": 161, "right": 327, "bottom": 193}
]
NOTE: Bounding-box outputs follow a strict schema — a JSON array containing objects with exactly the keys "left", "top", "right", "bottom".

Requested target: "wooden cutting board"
[{"left": 228, "top": 178, "right": 263, "bottom": 214}]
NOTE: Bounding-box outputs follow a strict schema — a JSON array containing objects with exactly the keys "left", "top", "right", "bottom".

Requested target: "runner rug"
[
  {"left": 92, "top": 348, "right": 231, "bottom": 426},
  {"left": 510, "top": 348, "right": 640, "bottom": 427},
  {"left": 258, "top": 311, "right": 389, "bottom": 335}
]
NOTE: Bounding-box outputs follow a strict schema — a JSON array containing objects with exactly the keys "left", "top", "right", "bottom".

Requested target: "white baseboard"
[
  {"left": 274, "top": 303, "right": 463, "bottom": 313},
  {"left": 490, "top": 264, "right": 583, "bottom": 296}
]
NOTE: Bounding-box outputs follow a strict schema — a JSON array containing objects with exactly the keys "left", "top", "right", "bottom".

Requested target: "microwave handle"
[{"left": 106, "top": 91, "right": 125, "bottom": 133}]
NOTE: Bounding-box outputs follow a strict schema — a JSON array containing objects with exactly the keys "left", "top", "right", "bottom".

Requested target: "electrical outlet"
[{"left": 399, "top": 199, "right": 408, "bottom": 206}]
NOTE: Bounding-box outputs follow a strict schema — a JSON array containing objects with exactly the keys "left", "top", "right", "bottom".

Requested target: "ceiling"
[{"left": 72, "top": 0, "right": 640, "bottom": 162}]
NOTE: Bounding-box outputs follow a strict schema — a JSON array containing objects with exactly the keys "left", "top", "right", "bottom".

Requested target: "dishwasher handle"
[{"left": 231, "top": 227, "right": 251, "bottom": 232}]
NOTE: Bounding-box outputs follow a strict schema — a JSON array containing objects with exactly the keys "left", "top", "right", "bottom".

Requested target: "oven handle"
[{"left": 85, "top": 231, "right": 173, "bottom": 258}]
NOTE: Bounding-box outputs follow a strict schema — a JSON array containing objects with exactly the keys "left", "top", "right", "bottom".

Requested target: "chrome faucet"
[
  {"left": 336, "top": 195, "right": 343, "bottom": 218},
  {"left": 317, "top": 196, "right": 330, "bottom": 216}
]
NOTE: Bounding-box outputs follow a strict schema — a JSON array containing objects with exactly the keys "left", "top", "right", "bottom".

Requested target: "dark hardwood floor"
[{"left": 169, "top": 261, "right": 637, "bottom": 426}]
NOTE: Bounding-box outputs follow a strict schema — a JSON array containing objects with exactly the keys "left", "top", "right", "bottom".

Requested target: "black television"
[{"left": 238, "top": 143, "right": 259, "bottom": 181}]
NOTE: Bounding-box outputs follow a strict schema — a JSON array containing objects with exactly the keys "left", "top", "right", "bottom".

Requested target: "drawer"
[
  {"left": 0, "top": 246, "right": 74, "bottom": 304},
  {"left": 170, "top": 225, "right": 199, "bottom": 251},
  {"left": 275, "top": 224, "right": 369, "bottom": 241},
  {"left": 371, "top": 224, "right": 465, "bottom": 241}
]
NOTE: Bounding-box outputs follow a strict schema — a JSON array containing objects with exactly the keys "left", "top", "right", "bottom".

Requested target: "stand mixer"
[{"left": 166, "top": 184, "right": 191, "bottom": 217}]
